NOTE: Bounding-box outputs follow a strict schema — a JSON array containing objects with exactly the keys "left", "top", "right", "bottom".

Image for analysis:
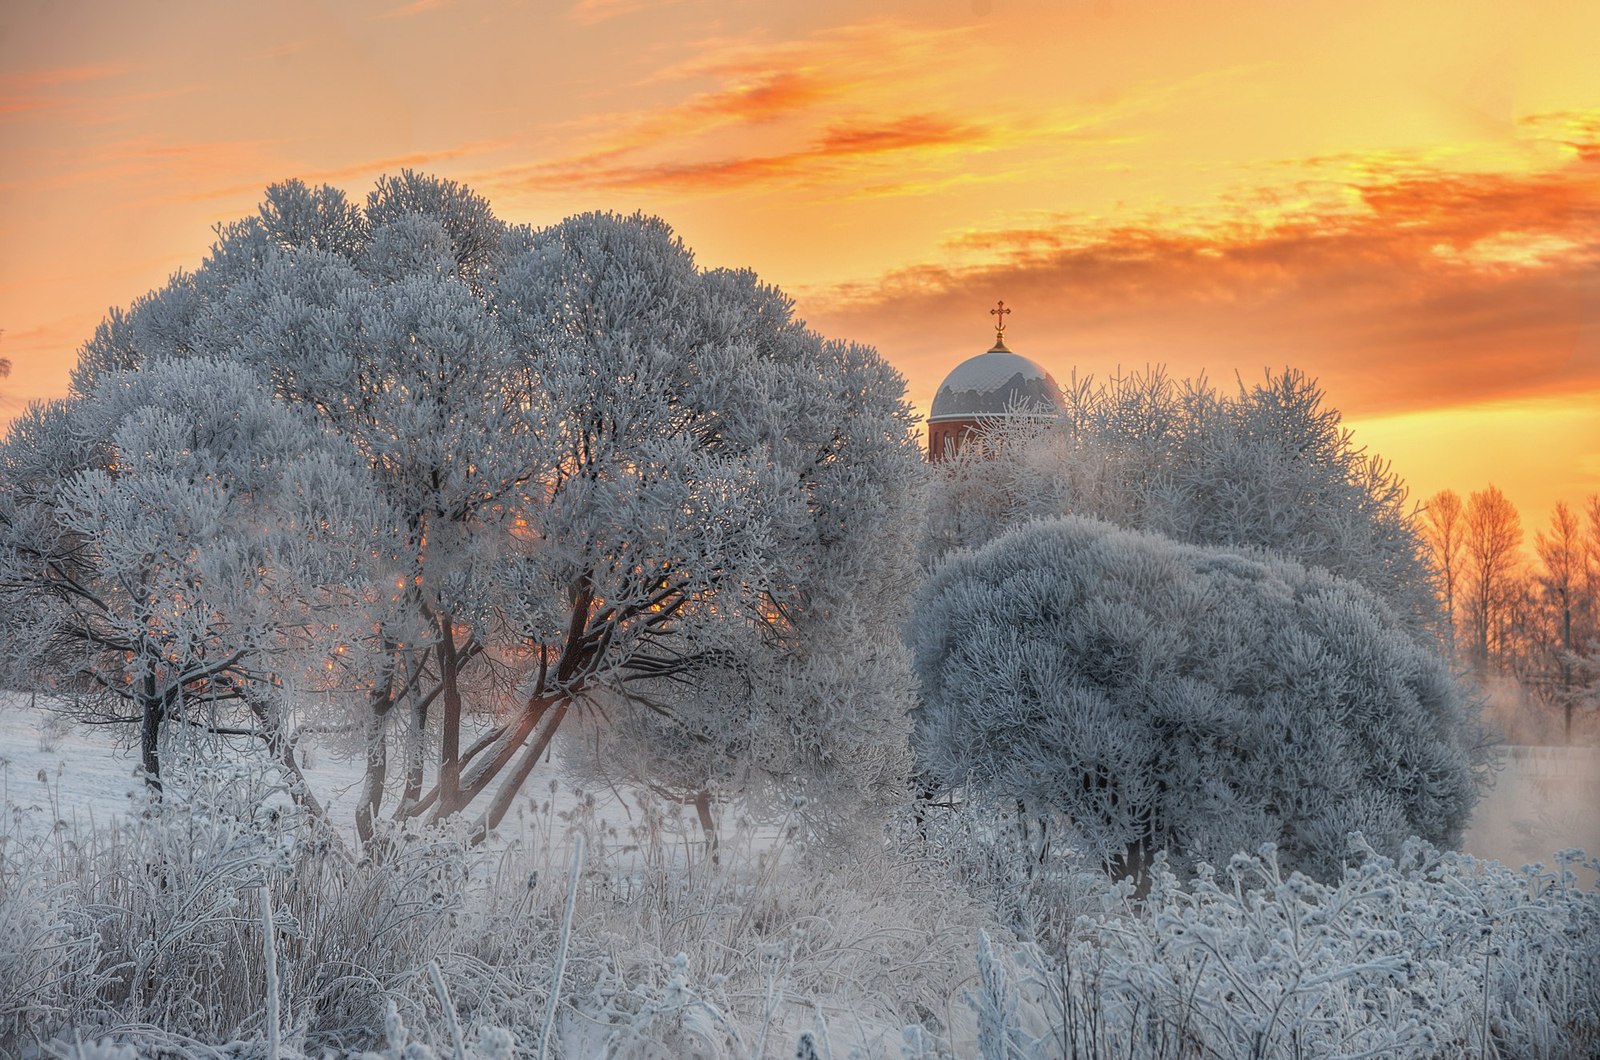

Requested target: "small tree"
[
  {"left": 909, "top": 515, "right": 1484, "bottom": 881},
  {"left": 1535, "top": 502, "right": 1585, "bottom": 739},
  {"left": 0, "top": 359, "right": 373, "bottom": 792}
]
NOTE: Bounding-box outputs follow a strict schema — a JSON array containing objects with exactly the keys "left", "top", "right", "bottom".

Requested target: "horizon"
[{"left": 3, "top": 0, "right": 1596, "bottom": 524}]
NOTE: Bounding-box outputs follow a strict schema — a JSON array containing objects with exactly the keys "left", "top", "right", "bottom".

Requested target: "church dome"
[{"left": 929, "top": 336, "right": 1064, "bottom": 422}]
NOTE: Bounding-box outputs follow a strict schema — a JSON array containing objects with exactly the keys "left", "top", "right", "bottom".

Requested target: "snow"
[
  {"left": 928, "top": 349, "right": 1063, "bottom": 421},
  {"left": 0, "top": 697, "right": 140, "bottom": 833},
  {"left": 3, "top": 692, "right": 1596, "bottom": 1057},
  {"left": 1466, "top": 744, "right": 1600, "bottom": 875},
  {"left": 5, "top": 691, "right": 1593, "bottom": 876},
  {"left": 0, "top": 692, "right": 696, "bottom": 859}
]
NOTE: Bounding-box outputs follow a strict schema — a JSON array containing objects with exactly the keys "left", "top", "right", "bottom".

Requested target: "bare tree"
[
  {"left": 1463, "top": 485, "right": 1524, "bottom": 676},
  {"left": 1534, "top": 502, "right": 1586, "bottom": 739},
  {"left": 1423, "top": 489, "right": 1465, "bottom": 660},
  {"left": 1587, "top": 495, "right": 1600, "bottom": 618}
]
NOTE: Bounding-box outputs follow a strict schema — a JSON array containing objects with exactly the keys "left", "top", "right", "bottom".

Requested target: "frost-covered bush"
[
  {"left": 548, "top": 795, "right": 983, "bottom": 1058},
  {"left": 0, "top": 760, "right": 534, "bottom": 1055},
  {"left": 564, "top": 599, "right": 925, "bottom": 841},
  {"left": 0, "top": 793, "right": 111, "bottom": 1043},
  {"left": 902, "top": 795, "right": 1114, "bottom": 947},
  {"left": 925, "top": 367, "right": 1439, "bottom": 631},
  {"left": 910, "top": 515, "right": 1484, "bottom": 880},
  {"left": 965, "top": 841, "right": 1600, "bottom": 1060},
  {"left": 9, "top": 757, "right": 1589, "bottom": 1058}
]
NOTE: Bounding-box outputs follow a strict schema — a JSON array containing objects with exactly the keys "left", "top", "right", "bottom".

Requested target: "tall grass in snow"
[
  {"left": 0, "top": 764, "right": 984, "bottom": 1057},
  {"left": 4, "top": 757, "right": 1597, "bottom": 1057},
  {"left": 966, "top": 840, "right": 1600, "bottom": 1059}
]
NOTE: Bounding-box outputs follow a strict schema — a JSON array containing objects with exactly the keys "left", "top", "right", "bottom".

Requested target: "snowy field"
[
  {"left": 3, "top": 691, "right": 1598, "bottom": 1057},
  {"left": 1467, "top": 744, "right": 1600, "bottom": 874},
  {"left": 0, "top": 692, "right": 717, "bottom": 863},
  {"left": 5, "top": 692, "right": 1594, "bottom": 873}
]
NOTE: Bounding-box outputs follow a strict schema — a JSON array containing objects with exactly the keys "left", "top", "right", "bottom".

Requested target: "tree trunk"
[
  {"left": 1561, "top": 596, "right": 1574, "bottom": 744},
  {"left": 471, "top": 701, "right": 569, "bottom": 844},
  {"left": 138, "top": 670, "right": 164, "bottom": 794},
  {"left": 1108, "top": 835, "right": 1154, "bottom": 898},
  {"left": 356, "top": 700, "right": 391, "bottom": 849},
  {"left": 398, "top": 688, "right": 427, "bottom": 816},
  {"left": 695, "top": 789, "right": 719, "bottom": 865},
  {"left": 249, "top": 693, "right": 341, "bottom": 839},
  {"left": 436, "top": 614, "right": 464, "bottom": 812}
]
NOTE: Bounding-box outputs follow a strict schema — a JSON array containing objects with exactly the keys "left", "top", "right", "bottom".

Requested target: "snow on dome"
[{"left": 929, "top": 339, "right": 1064, "bottom": 422}]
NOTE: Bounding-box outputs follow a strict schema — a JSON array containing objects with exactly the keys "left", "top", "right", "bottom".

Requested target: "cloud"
[
  {"left": 569, "top": 0, "right": 686, "bottom": 25},
  {"left": 544, "top": 66, "right": 852, "bottom": 173},
  {"left": 802, "top": 116, "right": 1600, "bottom": 419},
  {"left": 1521, "top": 111, "right": 1600, "bottom": 163},
  {"left": 662, "top": 67, "right": 840, "bottom": 127},
  {"left": 479, "top": 21, "right": 1197, "bottom": 203},
  {"left": 497, "top": 114, "right": 985, "bottom": 195},
  {"left": 374, "top": 0, "right": 453, "bottom": 20},
  {"left": 481, "top": 20, "right": 1008, "bottom": 198},
  {"left": 0, "top": 63, "right": 134, "bottom": 119}
]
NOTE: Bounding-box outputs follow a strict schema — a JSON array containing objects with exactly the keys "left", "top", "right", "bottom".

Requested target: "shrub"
[{"left": 910, "top": 515, "right": 1485, "bottom": 880}]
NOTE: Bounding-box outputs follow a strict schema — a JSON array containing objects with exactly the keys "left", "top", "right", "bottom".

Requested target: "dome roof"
[{"left": 929, "top": 338, "right": 1064, "bottom": 422}]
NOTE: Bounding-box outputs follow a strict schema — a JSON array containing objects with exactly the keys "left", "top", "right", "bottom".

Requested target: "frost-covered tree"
[
  {"left": 32, "top": 174, "right": 924, "bottom": 840},
  {"left": 0, "top": 359, "right": 373, "bottom": 792},
  {"left": 910, "top": 515, "right": 1484, "bottom": 881},
  {"left": 925, "top": 368, "right": 1440, "bottom": 632},
  {"left": 185, "top": 176, "right": 544, "bottom": 840},
  {"left": 449, "top": 212, "right": 922, "bottom": 837}
]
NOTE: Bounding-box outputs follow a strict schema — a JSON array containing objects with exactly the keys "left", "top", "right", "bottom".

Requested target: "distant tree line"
[{"left": 1424, "top": 486, "right": 1600, "bottom": 740}]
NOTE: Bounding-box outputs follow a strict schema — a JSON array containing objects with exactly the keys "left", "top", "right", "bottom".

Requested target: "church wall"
[{"left": 927, "top": 419, "right": 979, "bottom": 462}]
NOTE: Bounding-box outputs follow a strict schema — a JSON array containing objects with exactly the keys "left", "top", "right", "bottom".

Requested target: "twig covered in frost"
[
  {"left": 427, "top": 959, "right": 464, "bottom": 1060},
  {"left": 259, "top": 884, "right": 279, "bottom": 1060},
  {"left": 538, "top": 833, "right": 584, "bottom": 1060}
]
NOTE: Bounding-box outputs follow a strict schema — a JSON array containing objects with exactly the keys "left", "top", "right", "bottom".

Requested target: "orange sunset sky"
[{"left": 2, "top": 0, "right": 1597, "bottom": 526}]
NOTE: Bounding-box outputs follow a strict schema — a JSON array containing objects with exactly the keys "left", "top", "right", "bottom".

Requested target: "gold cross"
[{"left": 990, "top": 300, "right": 1011, "bottom": 335}]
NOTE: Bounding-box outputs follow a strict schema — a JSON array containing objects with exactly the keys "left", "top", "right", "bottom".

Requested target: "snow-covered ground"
[
  {"left": 3, "top": 691, "right": 1594, "bottom": 870},
  {"left": 1466, "top": 744, "right": 1600, "bottom": 871},
  {"left": 3, "top": 692, "right": 1597, "bottom": 1057},
  {"left": 0, "top": 692, "right": 702, "bottom": 861}
]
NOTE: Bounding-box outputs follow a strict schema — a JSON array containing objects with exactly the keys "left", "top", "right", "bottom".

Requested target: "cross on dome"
[{"left": 990, "top": 300, "right": 1011, "bottom": 340}]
